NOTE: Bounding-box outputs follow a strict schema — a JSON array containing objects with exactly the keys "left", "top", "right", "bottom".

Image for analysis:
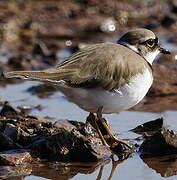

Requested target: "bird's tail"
[{"left": 4, "top": 69, "right": 64, "bottom": 84}]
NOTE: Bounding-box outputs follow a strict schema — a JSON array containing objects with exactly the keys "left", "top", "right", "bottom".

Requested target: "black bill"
[{"left": 159, "top": 47, "right": 171, "bottom": 54}]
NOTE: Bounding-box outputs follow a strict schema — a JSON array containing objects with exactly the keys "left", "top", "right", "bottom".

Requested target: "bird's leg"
[
  {"left": 88, "top": 112, "right": 109, "bottom": 147},
  {"left": 96, "top": 107, "right": 132, "bottom": 149}
]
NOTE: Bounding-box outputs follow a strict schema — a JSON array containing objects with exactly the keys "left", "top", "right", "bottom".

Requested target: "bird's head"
[{"left": 117, "top": 28, "right": 170, "bottom": 64}]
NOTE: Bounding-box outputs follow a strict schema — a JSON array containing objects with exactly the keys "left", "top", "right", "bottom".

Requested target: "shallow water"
[{"left": 0, "top": 82, "right": 177, "bottom": 180}]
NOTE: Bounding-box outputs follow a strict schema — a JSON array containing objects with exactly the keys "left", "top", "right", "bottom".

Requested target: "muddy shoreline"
[{"left": 1, "top": 102, "right": 177, "bottom": 179}]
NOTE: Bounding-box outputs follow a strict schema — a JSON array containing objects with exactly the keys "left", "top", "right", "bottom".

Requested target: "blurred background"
[{"left": 0, "top": 0, "right": 177, "bottom": 112}]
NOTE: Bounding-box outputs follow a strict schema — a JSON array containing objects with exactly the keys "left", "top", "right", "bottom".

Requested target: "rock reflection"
[
  {"left": 30, "top": 153, "right": 131, "bottom": 180},
  {"left": 3, "top": 152, "right": 130, "bottom": 180},
  {"left": 141, "top": 154, "right": 177, "bottom": 177},
  {"left": 31, "top": 161, "right": 109, "bottom": 180},
  {"left": 0, "top": 164, "right": 32, "bottom": 179}
]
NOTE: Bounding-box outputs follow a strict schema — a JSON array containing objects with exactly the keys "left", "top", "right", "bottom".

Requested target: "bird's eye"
[{"left": 146, "top": 39, "right": 155, "bottom": 47}]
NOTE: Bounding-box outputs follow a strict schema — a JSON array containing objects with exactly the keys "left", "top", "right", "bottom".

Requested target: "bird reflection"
[{"left": 96, "top": 152, "right": 132, "bottom": 180}]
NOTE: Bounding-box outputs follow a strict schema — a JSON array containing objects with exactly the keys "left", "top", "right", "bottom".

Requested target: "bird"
[{"left": 5, "top": 28, "right": 170, "bottom": 149}]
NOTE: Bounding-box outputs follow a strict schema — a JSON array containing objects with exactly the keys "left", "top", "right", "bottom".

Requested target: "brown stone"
[
  {"left": 0, "top": 102, "right": 113, "bottom": 162},
  {"left": 31, "top": 121, "right": 112, "bottom": 162},
  {"left": 0, "top": 149, "right": 32, "bottom": 166},
  {"left": 140, "top": 127, "right": 177, "bottom": 156}
]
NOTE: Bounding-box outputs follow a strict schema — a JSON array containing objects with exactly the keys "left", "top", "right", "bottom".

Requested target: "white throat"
[
  {"left": 118, "top": 41, "right": 160, "bottom": 65},
  {"left": 143, "top": 50, "right": 160, "bottom": 64}
]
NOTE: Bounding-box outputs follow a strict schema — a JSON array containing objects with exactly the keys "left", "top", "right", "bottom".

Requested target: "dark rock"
[
  {"left": 131, "top": 118, "right": 163, "bottom": 135},
  {"left": 31, "top": 121, "right": 111, "bottom": 162},
  {"left": 0, "top": 103, "right": 113, "bottom": 162},
  {"left": 140, "top": 127, "right": 177, "bottom": 156},
  {"left": 54, "top": 119, "right": 99, "bottom": 139},
  {"left": 3, "top": 123, "right": 18, "bottom": 141},
  {"left": 0, "top": 101, "right": 20, "bottom": 118},
  {"left": 1, "top": 105, "right": 130, "bottom": 161},
  {"left": 0, "top": 132, "right": 17, "bottom": 151},
  {"left": 0, "top": 149, "right": 32, "bottom": 166}
]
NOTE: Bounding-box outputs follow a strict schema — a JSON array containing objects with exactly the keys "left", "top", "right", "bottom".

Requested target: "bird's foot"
[{"left": 109, "top": 136, "right": 132, "bottom": 150}]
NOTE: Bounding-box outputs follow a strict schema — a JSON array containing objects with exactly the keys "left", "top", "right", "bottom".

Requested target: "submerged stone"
[{"left": 140, "top": 127, "right": 177, "bottom": 156}]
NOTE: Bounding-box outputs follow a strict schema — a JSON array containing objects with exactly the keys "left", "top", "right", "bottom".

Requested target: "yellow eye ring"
[{"left": 146, "top": 39, "right": 155, "bottom": 47}]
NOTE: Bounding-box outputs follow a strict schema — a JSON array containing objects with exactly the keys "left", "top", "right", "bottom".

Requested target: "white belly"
[{"left": 58, "top": 68, "right": 153, "bottom": 114}]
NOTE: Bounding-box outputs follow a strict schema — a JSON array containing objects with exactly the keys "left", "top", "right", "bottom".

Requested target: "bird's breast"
[
  {"left": 114, "top": 67, "right": 153, "bottom": 106},
  {"left": 57, "top": 68, "right": 153, "bottom": 114},
  {"left": 89, "top": 67, "right": 153, "bottom": 113}
]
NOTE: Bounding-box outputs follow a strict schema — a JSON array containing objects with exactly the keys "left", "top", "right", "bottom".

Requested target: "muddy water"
[{"left": 1, "top": 82, "right": 177, "bottom": 180}]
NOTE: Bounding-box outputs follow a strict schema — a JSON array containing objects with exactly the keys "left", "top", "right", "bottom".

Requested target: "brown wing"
[
  {"left": 54, "top": 43, "right": 127, "bottom": 90},
  {"left": 55, "top": 43, "right": 151, "bottom": 90},
  {"left": 5, "top": 43, "right": 150, "bottom": 91}
]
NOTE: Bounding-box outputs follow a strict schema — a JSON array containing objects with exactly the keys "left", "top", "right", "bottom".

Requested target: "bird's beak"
[{"left": 159, "top": 47, "right": 171, "bottom": 54}]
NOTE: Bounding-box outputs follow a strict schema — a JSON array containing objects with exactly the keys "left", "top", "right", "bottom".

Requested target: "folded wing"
[{"left": 5, "top": 43, "right": 147, "bottom": 91}]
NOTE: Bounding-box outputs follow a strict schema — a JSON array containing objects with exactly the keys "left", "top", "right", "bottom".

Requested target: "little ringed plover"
[{"left": 5, "top": 28, "right": 170, "bottom": 148}]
